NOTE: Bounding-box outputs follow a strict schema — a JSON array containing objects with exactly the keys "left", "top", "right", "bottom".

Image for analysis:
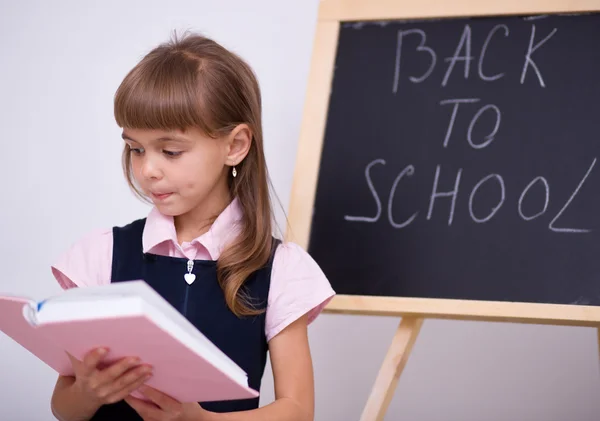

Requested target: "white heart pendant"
[{"left": 184, "top": 273, "right": 196, "bottom": 285}]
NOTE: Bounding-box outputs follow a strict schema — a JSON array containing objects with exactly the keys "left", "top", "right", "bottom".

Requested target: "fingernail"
[{"left": 98, "top": 348, "right": 108, "bottom": 355}]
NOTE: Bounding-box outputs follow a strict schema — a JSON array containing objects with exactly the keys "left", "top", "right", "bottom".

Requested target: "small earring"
[{"left": 232, "top": 166, "right": 237, "bottom": 178}]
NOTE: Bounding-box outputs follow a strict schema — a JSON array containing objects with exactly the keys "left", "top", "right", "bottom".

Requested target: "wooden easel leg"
[
  {"left": 597, "top": 327, "right": 600, "bottom": 368},
  {"left": 359, "top": 317, "right": 424, "bottom": 421}
]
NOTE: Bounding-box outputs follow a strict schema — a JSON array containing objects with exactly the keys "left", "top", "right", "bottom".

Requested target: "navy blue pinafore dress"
[{"left": 89, "top": 218, "right": 276, "bottom": 420}]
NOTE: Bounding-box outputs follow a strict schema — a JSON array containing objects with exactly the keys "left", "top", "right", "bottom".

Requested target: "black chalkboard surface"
[{"left": 308, "top": 13, "right": 600, "bottom": 306}]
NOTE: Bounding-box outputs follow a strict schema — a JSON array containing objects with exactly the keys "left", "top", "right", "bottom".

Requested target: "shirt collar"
[{"left": 142, "top": 197, "right": 243, "bottom": 260}]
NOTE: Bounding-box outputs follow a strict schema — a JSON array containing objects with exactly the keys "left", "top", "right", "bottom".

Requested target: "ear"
[{"left": 225, "top": 124, "right": 252, "bottom": 167}]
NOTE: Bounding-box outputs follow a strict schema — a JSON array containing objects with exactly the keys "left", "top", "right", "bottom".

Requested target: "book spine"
[{"left": 21, "top": 301, "right": 39, "bottom": 326}]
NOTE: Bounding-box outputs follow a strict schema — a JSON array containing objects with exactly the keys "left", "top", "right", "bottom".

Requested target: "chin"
[
  {"left": 156, "top": 201, "right": 201, "bottom": 218},
  {"left": 152, "top": 203, "right": 184, "bottom": 217}
]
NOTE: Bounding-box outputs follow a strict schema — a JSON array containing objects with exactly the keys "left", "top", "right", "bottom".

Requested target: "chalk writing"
[
  {"left": 521, "top": 25, "right": 558, "bottom": 87},
  {"left": 392, "top": 23, "right": 556, "bottom": 89},
  {"left": 347, "top": 161, "right": 595, "bottom": 232}
]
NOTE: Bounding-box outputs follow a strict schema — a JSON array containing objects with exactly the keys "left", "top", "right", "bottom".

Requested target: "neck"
[{"left": 174, "top": 187, "right": 232, "bottom": 244}]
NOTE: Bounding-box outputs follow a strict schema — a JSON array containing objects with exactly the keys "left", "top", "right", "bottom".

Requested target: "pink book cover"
[{"left": 0, "top": 296, "right": 259, "bottom": 403}]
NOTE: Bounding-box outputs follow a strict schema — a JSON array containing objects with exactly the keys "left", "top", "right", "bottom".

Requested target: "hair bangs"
[{"left": 114, "top": 51, "right": 214, "bottom": 134}]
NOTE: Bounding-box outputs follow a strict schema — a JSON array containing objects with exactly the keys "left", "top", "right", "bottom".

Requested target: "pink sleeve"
[
  {"left": 50, "top": 228, "right": 113, "bottom": 290},
  {"left": 265, "top": 242, "right": 336, "bottom": 342}
]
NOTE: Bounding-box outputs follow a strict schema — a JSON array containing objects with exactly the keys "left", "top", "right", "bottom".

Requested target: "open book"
[{"left": 0, "top": 280, "right": 258, "bottom": 403}]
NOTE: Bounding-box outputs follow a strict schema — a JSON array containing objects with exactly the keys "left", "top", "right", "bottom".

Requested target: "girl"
[{"left": 49, "top": 32, "right": 335, "bottom": 421}]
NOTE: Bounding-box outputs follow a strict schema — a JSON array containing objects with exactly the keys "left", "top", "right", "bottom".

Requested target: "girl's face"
[{"left": 122, "top": 127, "right": 231, "bottom": 219}]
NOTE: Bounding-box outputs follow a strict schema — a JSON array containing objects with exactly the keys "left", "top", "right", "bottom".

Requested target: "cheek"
[
  {"left": 173, "top": 166, "right": 202, "bottom": 192},
  {"left": 184, "top": 155, "right": 222, "bottom": 189},
  {"left": 130, "top": 160, "right": 143, "bottom": 182}
]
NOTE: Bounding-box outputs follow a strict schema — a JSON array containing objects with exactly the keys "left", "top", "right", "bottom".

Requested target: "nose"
[{"left": 140, "top": 155, "right": 163, "bottom": 180}]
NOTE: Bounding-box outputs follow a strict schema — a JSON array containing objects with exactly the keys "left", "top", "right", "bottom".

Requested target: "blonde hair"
[{"left": 114, "top": 32, "right": 273, "bottom": 317}]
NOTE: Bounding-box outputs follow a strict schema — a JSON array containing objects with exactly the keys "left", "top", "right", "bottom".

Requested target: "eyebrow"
[{"left": 121, "top": 132, "right": 191, "bottom": 144}]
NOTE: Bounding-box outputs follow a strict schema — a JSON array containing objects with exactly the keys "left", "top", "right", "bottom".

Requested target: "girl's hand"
[
  {"left": 124, "top": 385, "right": 209, "bottom": 421},
  {"left": 68, "top": 347, "right": 153, "bottom": 406}
]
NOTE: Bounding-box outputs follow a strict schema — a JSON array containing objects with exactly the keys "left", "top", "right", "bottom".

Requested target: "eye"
[
  {"left": 163, "top": 150, "right": 182, "bottom": 157},
  {"left": 129, "top": 147, "right": 144, "bottom": 155}
]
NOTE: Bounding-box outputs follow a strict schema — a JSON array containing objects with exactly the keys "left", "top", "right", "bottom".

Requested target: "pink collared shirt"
[{"left": 51, "top": 199, "right": 335, "bottom": 342}]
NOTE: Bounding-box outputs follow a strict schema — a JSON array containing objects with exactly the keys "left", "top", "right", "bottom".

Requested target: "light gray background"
[{"left": 0, "top": 1, "right": 598, "bottom": 420}]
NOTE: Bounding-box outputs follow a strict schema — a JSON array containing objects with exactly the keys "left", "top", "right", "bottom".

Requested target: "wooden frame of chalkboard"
[{"left": 286, "top": 1, "right": 600, "bottom": 420}]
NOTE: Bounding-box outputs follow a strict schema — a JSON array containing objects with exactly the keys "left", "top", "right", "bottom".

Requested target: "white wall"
[{"left": 1, "top": 1, "right": 599, "bottom": 420}]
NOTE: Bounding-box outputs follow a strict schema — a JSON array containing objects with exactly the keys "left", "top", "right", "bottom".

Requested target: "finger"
[
  {"left": 80, "top": 347, "right": 109, "bottom": 376},
  {"left": 103, "top": 365, "right": 153, "bottom": 404},
  {"left": 65, "top": 352, "right": 83, "bottom": 372},
  {"left": 95, "top": 356, "right": 142, "bottom": 387},
  {"left": 125, "top": 396, "right": 162, "bottom": 420},
  {"left": 139, "top": 385, "right": 181, "bottom": 412}
]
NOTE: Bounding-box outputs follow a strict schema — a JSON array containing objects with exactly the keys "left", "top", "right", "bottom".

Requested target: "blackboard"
[{"left": 307, "top": 12, "right": 600, "bottom": 306}]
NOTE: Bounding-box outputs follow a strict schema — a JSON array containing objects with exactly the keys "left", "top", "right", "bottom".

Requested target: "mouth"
[{"left": 150, "top": 192, "right": 173, "bottom": 201}]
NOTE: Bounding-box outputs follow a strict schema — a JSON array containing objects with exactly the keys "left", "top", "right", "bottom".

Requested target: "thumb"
[
  {"left": 67, "top": 348, "right": 106, "bottom": 377},
  {"left": 65, "top": 351, "right": 79, "bottom": 367},
  {"left": 65, "top": 351, "right": 85, "bottom": 375}
]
